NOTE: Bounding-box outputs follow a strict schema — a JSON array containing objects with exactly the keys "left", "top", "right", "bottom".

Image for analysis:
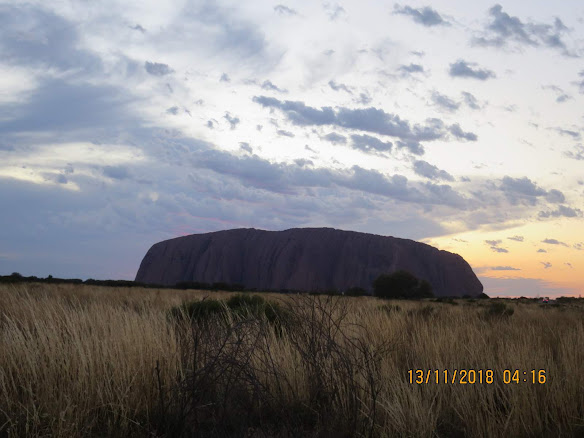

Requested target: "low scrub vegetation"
[{"left": 0, "top": 283, "right": 583, "bottom": 437}]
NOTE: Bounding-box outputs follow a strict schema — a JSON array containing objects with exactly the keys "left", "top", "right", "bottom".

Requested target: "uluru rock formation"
[{"left": 135, "top": 228, "right": 483, "bottom": 297}]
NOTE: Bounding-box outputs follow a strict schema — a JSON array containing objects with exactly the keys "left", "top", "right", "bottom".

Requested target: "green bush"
[
  {"left": 169, "top": 298, "right": 225, "bottom": 321},
  {"left": 373, "top": 270, "right": 434, "bottom": 299},
  {"left": 485, "top": 302, "right": 514, "bottom": 318}
]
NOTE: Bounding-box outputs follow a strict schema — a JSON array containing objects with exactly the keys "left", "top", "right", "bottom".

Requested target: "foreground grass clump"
[{"left": 1, "top": 283, "right": 583, "bottom": 437}]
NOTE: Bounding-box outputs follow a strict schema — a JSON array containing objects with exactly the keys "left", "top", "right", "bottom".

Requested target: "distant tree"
[
  {"left": 373, "top": 270, "right": 434, "bottom": 299},
  {"left": 10, "top": 272, "right": 22, "bottom": 278},
  {"left": 345, "top": 286, "right": 368, "bottom": 296}
]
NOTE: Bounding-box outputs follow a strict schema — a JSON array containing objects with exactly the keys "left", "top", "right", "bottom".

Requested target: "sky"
[{"left": 1, "top": 0, "right": 583, "bottom": 297}]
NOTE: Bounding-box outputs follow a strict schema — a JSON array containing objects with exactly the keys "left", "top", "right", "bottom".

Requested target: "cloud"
[
  {"left": 261, "top": 80, "right": 287, "bottom": 93},
  {"left": 220, "top": 73, "right": 231, "bottom": 82},
  {"left": 537, "top": 248, "right": 547, "bottom": 253},
  {"left": 413, "top": 160, "right": 454, "bottom": 182},
  {"left": 239, "top": 142, "right": 253, "bottom": 153},
  {"left": 223, "top": 113, "right": 240, "bottom": 129},
  {"left": 507, "top": 235, "right": 524, "bottom": 242},
  {"left": 0, "top": 79, "right": 138, "bottom": 134},
  {"left": 565, "top": 262, "right": 573, "bottom": 268},
  {"left": 449, "top": 124, "right": 478, "bottom": 141},
  {"left": 329, "top": 80, "right": 352, "bottom": 93},
  {"left": 554, "top": 128, "right": 581, "bottom": 140},
  {"left": 542, "top": 238, "right": 568, "bottom": 246},
  {"left": 274, "top": 5, "right": 297, "bottom": 16},
  {"left": 461, "top": 92, "right": 481, "bottom": 110},
  {"left": 350, "top": 134, "right": 393, "bottom": 154},
  {"left": 130, "top": 24, "right": 146, "bottom": 33},
  {"left": 0, "top": 5, "right": 102, "bottom": 72},
  {"left": 498, "top": 176, "right": 550, "bottom": 205},
  {"left": 574, "top": 243, "right": 583, "bottom": 251},
  {"left": 491, "top": 266, "right": 520, "bottom": 271},
  {"left": 544, "top": 189, "right": 566, "bottom": 203},
  {"left": 144, "top": 61, "right": 174, "bottom": 76},
  {"left": 324, "top": 3, "right": 345, "bottom": 21},
  {"left": 541, "top": 262, "right": 552, "bottom": 269},
  {"left": 253, "top": 96, "right": 459, "bottom": 148},
  {"left": 103, "top": 165, "right": 130, "bottom": 180},
  {"left": 398, "top": 64, "right": 425, "bottom": 77},
  {"left": 431, "top": 92, "right": 460, "bottom": 112},
  {"left": 539, "top": 205, "right": 582, "bottom": 218},
  {"left": 322, "top": 132, "right": 346, "bottom": 144},
  {"left": 166, "top": 106, "right": 179, "bottom": 115},
  {"left": 565, "top": 145, "right": 584, "bottom": 161},
  {"left": 472, "top": 5, "right": 572, "bottom": 55},
  {"left": 485, "top": 239, "right": 509, "bottom": 253},
  {"left": 393, "top": 4, "right": 449, "bottom": 27},
  {"left": 449, "top": 60, "right": 495, "bottom": 80},
  {"left": 276, "top": 129, "right": 295, "bottom": 137},
  {"left": 542, "top": 85, "right": 571, "bottom": 103}
]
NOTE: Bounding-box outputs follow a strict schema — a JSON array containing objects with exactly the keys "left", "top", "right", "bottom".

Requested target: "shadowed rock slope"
[{"left": 135, "top": 228, "right": 483, "bottom": 297}]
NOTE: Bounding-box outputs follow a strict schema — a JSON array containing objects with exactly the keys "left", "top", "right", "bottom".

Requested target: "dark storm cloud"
[
  {"left": 329, "top": 80, "right": 352, "bottom": 93},
  {"left": 0, "top": 79, "right": 137, "bottom": 134},
  {"left": 144, "top": 61, "right": 174, "bottom": 76},
  {"left": 223, "top": 113, "right": 240, "bottom": 129},
  {"left": 350, "top": 134, "right": 393, "bottom": 154},
  {"left": 473, "top": 5, "right": 572, "bottom": 55},
  {"left": 0, "top": 4, "right": 102, "bottom": 73},
  {"left": 431, "top": 92, "right": 460, "bottom": 112},
  {"left": 322, "top": 132, "right": 347, "bottom": 144},
  {"left": 449, "top": 60, "right": 495, "bottom": 80},
  {"left": 393, "top": 4, "right": 449, "bottom": 27},
  {"left": 539, "top": 205, "right": 582, "bottom": 218},
  {"left": 542, "top": 238, "right": 568, "bottom": 247},
  {"left": 274, "top": 5, "right": 297, "bottom": 16},
  {"left": 413, "top": 160, "right": 454, "bottom": 182},
  {"left": 507, "top": 235, "right": 524, "bottom": 242},
  {"left": 449, "top": 124, "right": 478, "bottom": 141}
]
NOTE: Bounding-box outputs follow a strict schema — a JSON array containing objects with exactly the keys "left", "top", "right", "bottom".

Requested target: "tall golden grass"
[{"left": 0, "top": 283, "right": 583, "bottom": 437}]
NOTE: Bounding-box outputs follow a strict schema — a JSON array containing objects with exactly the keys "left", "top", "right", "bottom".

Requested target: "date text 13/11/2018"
[{"left": 408, "top": 369, "right": 547, "bottom": 384}]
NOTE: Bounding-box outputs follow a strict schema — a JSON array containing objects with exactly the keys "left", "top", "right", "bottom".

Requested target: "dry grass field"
[{"left": 1, "top": 283, "right": 583, "bottom": 437}]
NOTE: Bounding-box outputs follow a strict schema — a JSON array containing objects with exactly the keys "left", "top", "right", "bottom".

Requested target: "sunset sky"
[{"left": 1, "top": 0, "right": 583, "bottom": 297}]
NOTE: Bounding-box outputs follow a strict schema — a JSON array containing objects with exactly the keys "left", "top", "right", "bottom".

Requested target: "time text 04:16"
[{"left": 407, "top": 369, "right": 547, "bottom": 384}]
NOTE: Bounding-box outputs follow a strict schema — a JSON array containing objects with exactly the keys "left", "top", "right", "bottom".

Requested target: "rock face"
[{"left": 135, "top": 228, "right": 483, "bottom": 297}]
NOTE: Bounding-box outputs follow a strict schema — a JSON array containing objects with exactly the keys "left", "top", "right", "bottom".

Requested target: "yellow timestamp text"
[{"left": 407, "top": 369, "right": 547, "bottom": 384}]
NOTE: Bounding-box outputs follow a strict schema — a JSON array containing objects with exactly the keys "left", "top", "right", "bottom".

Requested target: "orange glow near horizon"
[{"left": 424, "top": 218, "right": 584, "bottom": 297}]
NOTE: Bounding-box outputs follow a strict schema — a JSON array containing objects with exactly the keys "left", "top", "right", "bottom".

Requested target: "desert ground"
[{"left": 1, "top": 283, "right": 583, "bottom": 437}]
